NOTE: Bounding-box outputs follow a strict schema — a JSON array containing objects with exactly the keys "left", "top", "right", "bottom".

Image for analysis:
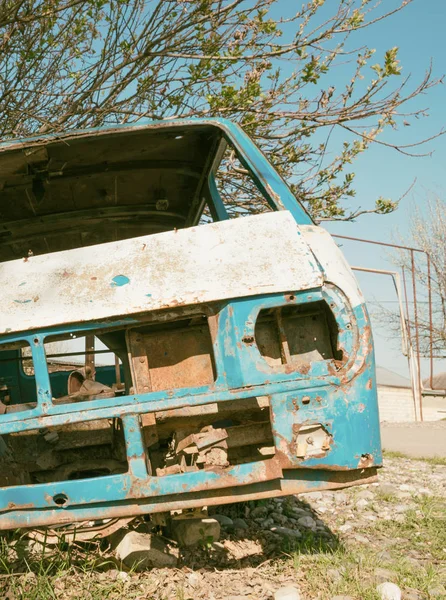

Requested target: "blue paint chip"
[
  {"left": 19, "top": 282, "right": 26, "bottom": 287},
  {"left": 111, "top": 275, "right": 130, "bottom": 287},
  {"left": 146, "top": 293, "right": 152, "bottom": 298},
  {"left": 14, "top": 299, "right": 31, "bottom": 304}
]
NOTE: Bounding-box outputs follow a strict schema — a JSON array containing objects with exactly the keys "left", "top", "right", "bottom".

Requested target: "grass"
[
  {"left": 383, "top": 449, "right": 446, "bottom": 466},
  {"left": 0, "top": 458, "right": 444, "bottom": 599},
  {"left": 289, "top": 494, "right": 446, "bottom": 600}
]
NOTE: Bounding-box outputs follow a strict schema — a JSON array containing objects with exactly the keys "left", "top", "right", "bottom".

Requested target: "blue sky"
[{"left": 316, "top": 0, "right": 446, "bottom": 380}]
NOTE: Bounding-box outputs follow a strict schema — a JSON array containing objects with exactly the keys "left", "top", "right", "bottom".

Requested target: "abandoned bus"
[{"left": 0, "top": 119, "right": 381, "bottom": 531}]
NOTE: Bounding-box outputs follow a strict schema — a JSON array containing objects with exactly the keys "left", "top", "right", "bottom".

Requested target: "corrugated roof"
[{"left": 376, "top": 366, "right": 411, "bottom": 388}]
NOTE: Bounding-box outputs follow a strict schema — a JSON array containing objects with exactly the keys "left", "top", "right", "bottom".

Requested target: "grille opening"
[
  {"left": 0, "top": 340, "right": 37, "bottom": 414},
  {"left": 254, "top": 301, "right": 343, "bottom": 369},
  {"left": 142, "top": 397, "right": 275, "bottom": 477},
  {"left": 0, "top": 419, "right": 128, "bottom": 488},
  {"left": 127, "top": 316, "right": 216, "bottom": 393}
]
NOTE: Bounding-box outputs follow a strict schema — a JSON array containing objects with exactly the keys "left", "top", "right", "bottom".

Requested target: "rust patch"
[{"left": 357, "top": 453, "right": 374, "bottom": 469}]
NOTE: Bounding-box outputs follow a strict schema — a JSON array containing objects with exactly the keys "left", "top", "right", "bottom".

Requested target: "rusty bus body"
[{"left": 0, "top": 119, "right": 381, "bottom": 530}]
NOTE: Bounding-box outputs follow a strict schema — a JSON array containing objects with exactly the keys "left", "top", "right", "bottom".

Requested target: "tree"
[
  {"left": 381, "top": 196, "right": 446, "bottom": 358},
  {"left": 0, "top": 0, "right": 442, "bottom": 221}
]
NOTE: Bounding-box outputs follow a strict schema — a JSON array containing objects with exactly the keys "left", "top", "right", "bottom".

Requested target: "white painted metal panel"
[
  {"left": 300, "top": 225, "right": 364, "bottom": 308},
  {"left": 0, "top": 211, "right": 322, "bottom": 335}
]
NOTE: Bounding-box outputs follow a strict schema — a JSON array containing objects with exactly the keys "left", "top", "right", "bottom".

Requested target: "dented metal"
[{"left": 0, "top": 118, "right": 382, "bottom": 531}]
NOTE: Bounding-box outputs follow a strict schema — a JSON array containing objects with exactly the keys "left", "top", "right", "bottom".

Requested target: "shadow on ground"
[{"left": 0, "top": 497, "right": 341, "bottom": 575}]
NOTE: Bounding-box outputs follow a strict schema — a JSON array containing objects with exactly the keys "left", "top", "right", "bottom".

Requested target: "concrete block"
[
  {"left": 114, "top": 531, "right": 178, "bottom": 569},
  {"left": 171, "top": 516, "right": 220, "bottom": 547}
]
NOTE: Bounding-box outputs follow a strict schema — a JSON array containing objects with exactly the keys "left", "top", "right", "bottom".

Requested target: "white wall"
[{"left": 378, "top": 385, "right": 416, "bottom": 422}]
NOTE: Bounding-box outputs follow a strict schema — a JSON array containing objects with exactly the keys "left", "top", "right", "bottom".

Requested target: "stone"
[
  {"left": 354, "top": 534, "right": 369, "bottom": 544},
  {"left": 399, "top": 484, "right": 413, "bottom": 492},
  {"left": 187, "top": 572, "right": 201, "bottom": 587},
  {"left": 171, "top": 516, "right": 221, "bottom": 547},
  {"left": 113, "top": 531, "right": 177, "bottom": 569},
  {"left": 405, "top": 592, "right": 422, "bottom": 600},
  {"left": 297, "top": 516, "right": 316, "bottom": 530},
  {"left": 428, "top": 586, "right": 446, "bottom": 598},
  {"left": 303, "top": 491, "right": 323, "bottom": 500},
  {"left": 394, "top": 504, "right": 411, "bottom": 513},
  {"left": 270, "top": 526, "right": 302, "bottom": 539},
  {"left": 378, "top": 483, "right": 396, "bottom": 496},
  {"left": 330, "top": 596, "right": 354, "bottom": 600},
  {"left": 377, "top": 582, "right": 402, "bottom": 600},
  {"left": 232, "top": 518, "right": 249, "bottom": 530},
  {"left": 271, "top": 511, "right": 288, "bottom": 525},
  {"left": 290, "top": 507, "right": 309, "bottom": 516},
  {"left": 374, "top": 568, "right": 396, "bottom": 584},
  {"left": 356, "top": 498, "right": 369, "bottom": 509},
  {"left": 213, "top": 514, "right": 234, "bottom": 528},
  {"left": 260, "top": 518, "right": 275, "bottom": 529},
  {"left": 338, "top": 523, "right": 352, "bottom": 533},
  {"left": 333, "top": 492, "right": 349, "bottom": 505},
  {"left": 250, "top": 505, "right": 268, "bottom": 519},
  {"left": 274, "top": 585, "right": 301, "bottom": 600},
  {"left": 26, "top": 539, "right": 55, "bottom": 557},
  {"left": 357, "top": 490, "right": 375, "bottom": 500},
  {"left": 327, "top": 568, "right": 343, "bottom": 583}
]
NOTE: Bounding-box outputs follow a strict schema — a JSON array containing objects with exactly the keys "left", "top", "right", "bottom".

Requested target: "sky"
[{"left": 316, "top": 0, "right": 446, "bottom": 381}]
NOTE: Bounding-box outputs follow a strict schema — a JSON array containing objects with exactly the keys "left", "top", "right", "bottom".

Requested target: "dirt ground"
[
  {"left": 381, "top": 421, "right": 446, "bottom": 458},
  {"left": 1, "top": 451, "right": 445, "bottom": 600}
]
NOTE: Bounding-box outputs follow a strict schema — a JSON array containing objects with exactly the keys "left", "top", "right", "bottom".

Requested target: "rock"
[
  {"left": 232, "top": 518, "right": 249, "bottom": 530},
  {"left": 271, "top": 511, "right": 288, "bottom": 525},
  {"left": 297, "top": 516, "right": 316, "bottom": 530},
  {"left": 333, "top": 492, "right": 348, "bottom": 504},
  {"left": 316, "top": 505, "right": 328, "bottom": 514},
  {"left": 270, "top": 526, "right": 302, "bottom": 539},
  {"left": 113, "top": 531, "right": 177, "bottom": 569},
  {"left": 213, "top": 514, "right": 234, "bottom": 528},
  {"left": 260, "top": 518, "right": 275, "bottom": 529},
  {"left": 378, "top": 483, "right": 396, "bottom": 496},
  {"left": 338, "top": 523, "right": 352, "bottom": 533},
  {"left": 357, "top": 490, "right": 375, "bottom": 500},
  {"left": 356, "top": 498, "right": 369, "bottom": 509},
  {"left": 274, "top": 585, "right": 301, "bottom": 600},
  {"left": 171, "top": 516, "right": 220, "bottom": 547},
  {"left": 327, "top": 568, "right": 343, "bottom": 583},
  {"left": 187, "top": 572, "right": 201, "bottom": 587},
  {"left": 428, "top": 586, "right": 446, "bottom": 598},
  {"left": 394, "top": 504, "right": 411, "bottom": 513},
  {"left": 330, "top": 596, "right": 354, "bottom": 600},
  {"left": 211, "top": 541, "right": 226, "bottom": 551},
  {"left": 374, "top": 568, "right": 396, "bottom": 584},
  {"left": 116, "top": 571, "right": 130, "bottom": 582},
  {"left": 399, "top": 484, "right": 413, "bottom": 492},
  {"left": 26, "top": 539, "right": 55, "bottom": 557},
  {"left": 354, "top": 534, "right": 369, "bottom": 544},
  {"left": 289, "top": 507, "right": 309, "bottom": 516},
  {"left": 250, "top": 505, "right": 268, "bottom": 519},
  {"left": 301, "top": 491, "right": 323, "bottom": 500},
  {"left": 377, "top": 582, "right": 402, "bottom": 600}
]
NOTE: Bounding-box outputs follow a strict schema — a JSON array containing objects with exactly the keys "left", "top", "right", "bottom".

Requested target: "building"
[{"left": 376, "top": 366, "right": 416, "bottom": 422}]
